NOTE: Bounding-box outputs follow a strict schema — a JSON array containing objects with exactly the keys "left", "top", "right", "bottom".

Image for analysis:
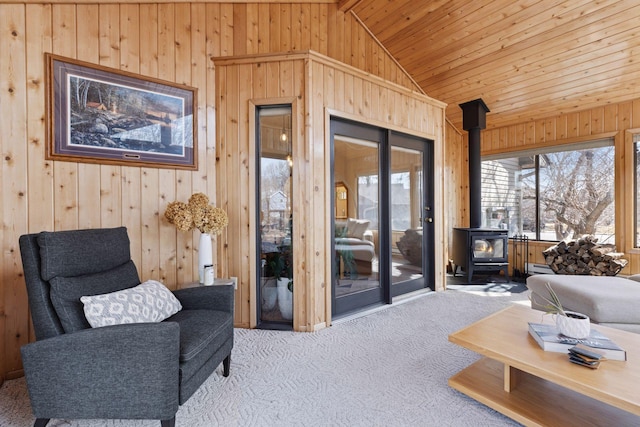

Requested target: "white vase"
[
  {"left": 261, "top": 278, "right": 278, "bottom": 311},
  {"left": 198, "top": 233, "right": 213, "bottom": 284},
  {"left": 277, "top": 277, "right": 293, "bottom": 320},
  {"left": 556, "top": 311, "right": 590, "bottom": 339}
]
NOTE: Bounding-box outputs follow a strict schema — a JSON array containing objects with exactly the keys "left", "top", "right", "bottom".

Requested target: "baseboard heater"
[{"left": 527, "top": 263, "right": 553, "bottom": 274}]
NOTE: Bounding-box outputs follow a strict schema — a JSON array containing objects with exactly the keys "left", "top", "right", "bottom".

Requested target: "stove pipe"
[{"left": 459, "top": 99, "right": 490, "bottom": 229}]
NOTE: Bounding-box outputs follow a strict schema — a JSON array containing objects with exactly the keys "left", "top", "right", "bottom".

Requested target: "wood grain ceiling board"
[{"left": 351, "top": 0, "right": 640, "bottom": 129}]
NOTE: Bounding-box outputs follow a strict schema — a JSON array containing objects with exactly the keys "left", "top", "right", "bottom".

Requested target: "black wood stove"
[
  {"left": 452, "top": 228, "right": 509, "bottom": 282},
  {"left": 452, "top": 99, "right": 509, "bottom": 282}
]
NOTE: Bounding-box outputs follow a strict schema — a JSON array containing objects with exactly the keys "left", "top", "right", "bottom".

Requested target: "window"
[
  {"left": 355, "top": 169, "right": 421, "bottom": 231},
  {"left": 257, "top": 105, "right": 293, "bottom": 327},
  {"left": 390, "top": 171, "right": 412, "bottom": 231},
  {"left": 482, "top": 141, "right": 615, "bottom": 242},
  {"left": 357, "top": 174, "right": 379, "bottom": 229}
]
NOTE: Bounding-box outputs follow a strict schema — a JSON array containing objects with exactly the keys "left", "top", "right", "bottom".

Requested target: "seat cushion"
[
  {"left": 49, "top": 261, "right": 140, "bottom": 332},
  {"left": 335, "top": 240, "right": 375, "bottom": 262},
  {"left": 166, "top": 309, "right": 233, "bottom": 382},
  {"left": 527, "top": 274, "right": 640, "bottom": 324}
]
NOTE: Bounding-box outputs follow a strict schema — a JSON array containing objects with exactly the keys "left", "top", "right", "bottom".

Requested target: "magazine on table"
[{"left": 528, "top": 322, "right": 627, "bottom": 361}]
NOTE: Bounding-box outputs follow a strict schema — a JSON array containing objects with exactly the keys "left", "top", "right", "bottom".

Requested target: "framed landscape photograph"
[{"left": 46, "top": 53, "right": 197, "bottom": 169}]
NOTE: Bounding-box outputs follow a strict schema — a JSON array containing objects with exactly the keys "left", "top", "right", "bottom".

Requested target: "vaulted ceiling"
[{"left": 345, "top": 0, "right": 640, "bottom": 130}]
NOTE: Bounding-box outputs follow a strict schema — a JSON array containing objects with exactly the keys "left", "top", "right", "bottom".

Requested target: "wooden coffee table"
[{"left": 449, "top": 304, "right": 640, "bottom": 426}]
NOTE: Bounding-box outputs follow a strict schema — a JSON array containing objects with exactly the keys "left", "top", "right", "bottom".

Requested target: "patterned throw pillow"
[
  {"left": 80, "top": 280, "right": 182, "bottom": 328},
  {"left": 346, "top": 218, "right": 370, "bottom": 240}
]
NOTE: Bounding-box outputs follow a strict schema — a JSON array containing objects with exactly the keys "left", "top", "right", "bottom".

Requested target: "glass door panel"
[
  {"left": 391, "top": 133, "right": 433, "bottom": 296},
  {"left": 391, "top": 146, "right": 424, "bottom": 292},
  {"left": 331, "top": 120, "right": 385, "bottom": 316},
  {"left": 334, "top": 137, "right": 381, "bottom": 298}
]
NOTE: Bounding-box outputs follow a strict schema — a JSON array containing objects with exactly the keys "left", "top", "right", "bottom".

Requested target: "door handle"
[{"left": 424, "top": 217, "right": 433, "bottom": 223}]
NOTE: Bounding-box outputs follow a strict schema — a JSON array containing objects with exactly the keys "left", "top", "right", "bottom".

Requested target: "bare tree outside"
[
  {"left": 527, "top": 147, "right": 614, "bottom": 241},
  {"left": 482, "top": 145, "right": 614, "bottom": 242}
]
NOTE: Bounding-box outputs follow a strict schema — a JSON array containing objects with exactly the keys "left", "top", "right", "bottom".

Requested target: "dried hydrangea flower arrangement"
[{"left": 164, "top": 193, "right": 228, "bottom": 235}]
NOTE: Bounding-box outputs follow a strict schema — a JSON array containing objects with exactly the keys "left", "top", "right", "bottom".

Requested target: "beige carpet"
[{"left": 0, "top": 289, "right": 529, "bottom": 426}]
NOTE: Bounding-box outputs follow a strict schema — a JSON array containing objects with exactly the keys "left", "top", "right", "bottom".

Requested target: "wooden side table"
[{"left": 179, "top": 278, "right": 234, "bottom": 289}]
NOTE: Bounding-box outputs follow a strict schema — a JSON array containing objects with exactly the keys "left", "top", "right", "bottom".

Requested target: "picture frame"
[{"left": 46, "top": 53, "right": 197, "bottom": 170}]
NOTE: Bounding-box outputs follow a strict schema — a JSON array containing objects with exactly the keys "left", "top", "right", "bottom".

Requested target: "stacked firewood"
[{"left": 543, "top": 235, "right": 628, "bottom": 276}]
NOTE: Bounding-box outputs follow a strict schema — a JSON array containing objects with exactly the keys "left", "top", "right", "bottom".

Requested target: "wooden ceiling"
[{"left": 345, "top": 0, "right": 640, "bottom": 130}]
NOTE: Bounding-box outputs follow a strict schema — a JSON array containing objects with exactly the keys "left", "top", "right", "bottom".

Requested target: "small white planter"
[
  {"left": 556, "top": 311, "right": 590, "bottom": 339},
  {"left": 261, "top": 278, "right": 278, "bottom": 311},
  {"left": 277, "top": 277, "right": 293, "bottom": 320}
]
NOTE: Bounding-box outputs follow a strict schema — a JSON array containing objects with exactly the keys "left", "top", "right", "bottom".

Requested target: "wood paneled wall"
[
  {"left": 447, "top": 99, "right": 640, "bottom": 277},
  {"left": 214, "top": 51, "right": 446, "bottom": 332},
  {"left": 443, "top": 119, "right": 465, "bottom": 271},
  {"left": 0, "top": 2, "right": 419, "bottom": 381}
]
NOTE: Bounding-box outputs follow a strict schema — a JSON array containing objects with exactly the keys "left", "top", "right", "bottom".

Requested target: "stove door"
[{"left": 472, "top": 235, "right": 507, "bottom": 262}]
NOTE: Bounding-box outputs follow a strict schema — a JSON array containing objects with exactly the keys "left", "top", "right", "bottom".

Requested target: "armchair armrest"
[
  {"left": 173, "top": 284, "right": 234, "bottom": 314},
  {"left": 21, "top": 322, "right": 180, "bottom": 421}
]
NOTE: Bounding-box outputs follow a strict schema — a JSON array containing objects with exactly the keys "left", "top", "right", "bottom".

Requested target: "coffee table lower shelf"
[{"left": 449, "top": 357, "right": 640, "bottom": 426}]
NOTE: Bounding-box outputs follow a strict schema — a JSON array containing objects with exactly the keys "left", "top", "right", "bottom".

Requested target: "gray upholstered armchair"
[{"left": 19, "top": 227, "right": 234, "bottom": 427}]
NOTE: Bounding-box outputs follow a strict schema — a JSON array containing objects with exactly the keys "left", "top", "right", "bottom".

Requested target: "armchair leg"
[
  {"left": 161, "top": 417, "right": 175, "bottom": 427},
  {"left": 223, "top": 354, "right": 231, "bottom": 377},
  {"left": 34, "top": 419, "right": 50, "bottom": 427}
]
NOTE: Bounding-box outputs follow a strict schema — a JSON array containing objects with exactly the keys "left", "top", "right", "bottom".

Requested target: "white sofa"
[
  {"left": 527, "top": 274, "right": 640, "bottom": 333},
  {"left": 335, "top": 218, "right": 375, "bottom": 275}
]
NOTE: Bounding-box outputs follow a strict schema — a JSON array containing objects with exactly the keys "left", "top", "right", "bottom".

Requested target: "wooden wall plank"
[
  {"left": 268, "top": 3, "right": 280, "bottom": 52},
  {"left": 98, "top": 4, "right": 123, "bottom": 229},
  {"left": 309, "top": 60, "right": 325, "bottom": 329},
  {"left": 52, "top": 5, "right": 78, "bottom": 232},
  {"left": 236, "top": 62, "right": 251, "bottom": 325},
  {"left": 120, "top": 4, "right": 143, "bottom": 271},
  {"left": 24, "top": 4, "right": 53, "bottom": 356},
  {"left": 566, "top": 113, "right": 579, "bottom": 139},
  {"left": 174, "top": 3, "right": 195, "bottom": 285},
  {"left": 219, "top": 3, "right": 233, "bottom": 56},
  {"left": 215, "top": 63, "right": 228, "bottom": 285},
  {"left": 76, "top": 6, "right": 101, "bottom": 231},
  {"left": 23, "top": 5, "right": 52, "bottom": 235},
  {"left": 140, "top": 3, "right": 161, "bottom": 282},
  {"left": 343, "top": 72, "right": 354, "bottom": 114},
  {"left": 327, "top": 6, "right": 341, "bottom": 63},
  {"left": 1, "top": 2, "right": 29, "bottom": 380},
  {"left": 632, "top": 99, "right": 640, "bottom": 128},
  {"left": 245, "top": 3, "right": 258, "bottom": 53},
  {"left": 157, "top": 2, "right": 177, "bottom": 286},
  {"left": 290, "top": 3, "right": 301, "bottom": 51},
  {"left": 191, "top": 2, "right": 208, "bottom": 197},
  {"left": 232, "top": 3, "right": 247, "bottom": 55},
  {"left": 298, "top": 4, "right": 310, "bottom": 50},
  {"left": 279, "top": 2, "right": 291, "bottom": 53}
]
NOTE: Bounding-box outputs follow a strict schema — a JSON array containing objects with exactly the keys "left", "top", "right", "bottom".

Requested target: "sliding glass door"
[{"left": 331, "top": 118, "right": 433, "bottom": 318}]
